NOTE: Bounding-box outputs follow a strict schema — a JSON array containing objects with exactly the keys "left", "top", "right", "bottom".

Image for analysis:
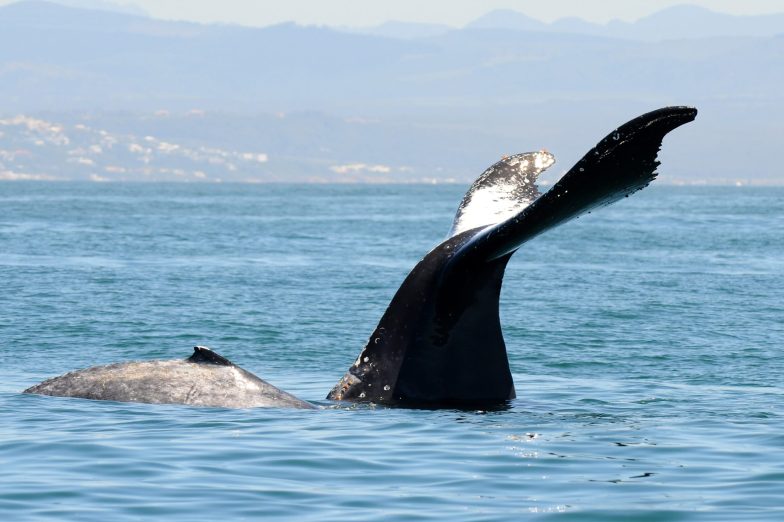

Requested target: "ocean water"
[{"left": 0, "top": 182, "right": 782, "bottom": 521}]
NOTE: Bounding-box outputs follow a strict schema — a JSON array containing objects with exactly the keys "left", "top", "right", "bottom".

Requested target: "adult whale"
[{"left": 24, "top": 106, "right": 697, "bottom": 409}]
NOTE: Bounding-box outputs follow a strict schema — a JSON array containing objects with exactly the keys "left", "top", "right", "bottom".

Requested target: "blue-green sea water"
[{"left": 1, "top": 182, "right": 782, "bottom": 521}]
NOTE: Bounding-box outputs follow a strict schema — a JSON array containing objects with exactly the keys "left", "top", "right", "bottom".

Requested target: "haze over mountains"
[
  {"left": 0, "top": 0, "right": 782, "bottom": 183},
  {"left": 359, "top": 4, "right": 784, "bottom": 41}
]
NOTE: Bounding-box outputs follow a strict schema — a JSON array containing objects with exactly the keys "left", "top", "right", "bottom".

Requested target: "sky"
[{"left": 3, "top": 0, "right": 784, "bottom": 26}]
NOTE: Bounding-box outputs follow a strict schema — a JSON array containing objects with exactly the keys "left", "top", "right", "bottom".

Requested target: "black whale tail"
[{"left": 328, "top": 106, "right": 697, "bottom": 407}]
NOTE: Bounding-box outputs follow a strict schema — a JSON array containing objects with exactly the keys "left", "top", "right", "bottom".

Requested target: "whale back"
[{"left": 25, "top": 347, "right": 314, "bottom": 409}]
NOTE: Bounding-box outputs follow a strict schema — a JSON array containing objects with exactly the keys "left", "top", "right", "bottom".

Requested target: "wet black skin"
[
  {"left": 326, "top": 231, "right": 515, "bottom": 407},
  {"left": 328, "top": 106, "right": 698, "bottom": 408}
]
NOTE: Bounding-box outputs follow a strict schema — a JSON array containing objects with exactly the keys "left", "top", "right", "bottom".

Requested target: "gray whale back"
[{"left": 24, "top": 346, "right": 314, "bottom": 409}]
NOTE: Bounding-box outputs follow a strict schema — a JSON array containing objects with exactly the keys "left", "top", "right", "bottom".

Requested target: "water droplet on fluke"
[{"left": 383, "top": 385, "right": 391, "bottom": 391}]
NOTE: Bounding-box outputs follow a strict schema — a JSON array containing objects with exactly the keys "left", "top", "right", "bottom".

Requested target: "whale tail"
[{"left": 328, "top": 106, "right": 697, "bottom": 407}]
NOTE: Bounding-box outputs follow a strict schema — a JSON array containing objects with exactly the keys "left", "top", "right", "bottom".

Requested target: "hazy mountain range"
[
  {"left": 0, "top": 1, "right": 782, "bottom": 183},
  {"left": 357, "top": 4, "right": 784, "bottom": 41}
]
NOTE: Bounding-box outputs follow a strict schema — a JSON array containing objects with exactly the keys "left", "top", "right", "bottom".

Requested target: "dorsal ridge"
[{"left": 187, "top": 346, "right": 234, "bottom": 366}]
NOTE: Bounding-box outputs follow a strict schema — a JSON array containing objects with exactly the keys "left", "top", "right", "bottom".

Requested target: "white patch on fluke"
[{"left": 449, "top": 151, "right": 555, "bottom": 237}]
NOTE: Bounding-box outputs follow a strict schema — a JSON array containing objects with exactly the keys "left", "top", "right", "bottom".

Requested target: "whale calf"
[{"left": 25, "top": 106, "right": 697, "bottom": 409}]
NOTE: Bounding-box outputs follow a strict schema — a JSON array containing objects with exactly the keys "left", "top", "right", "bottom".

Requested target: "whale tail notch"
[{"left": 328, "top": 106, "right": 697, "bottom": 408}]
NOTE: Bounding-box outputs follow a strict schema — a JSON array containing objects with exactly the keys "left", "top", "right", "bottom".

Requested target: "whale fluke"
[
  {"left": 24, "top": 347, "right": 314, "bottom": 409},
  {"left": 328, "top": 106, "right": 697, "bottom": 407}
]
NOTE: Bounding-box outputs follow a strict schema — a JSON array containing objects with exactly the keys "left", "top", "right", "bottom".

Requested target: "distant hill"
[
  {"left": 2, "top": 1, "right": 781, "bottom": 110},
  {"left": 346, "top": 20, "right": 453, "bottom": 40},
  {"left": 466, "top": 10, "right": 547, "bottom": 33},
  {"left": 0, "top": 1, "right": 782, "bottom": 183},
  {"left": 0, "top": 111, "right": 512, "bottom": 182},
  {"left": 10, "top": 0, "right": 148, "bottom": 16},
  {"left": 467, "top": 5, "right": 784, "bottom": 40}
]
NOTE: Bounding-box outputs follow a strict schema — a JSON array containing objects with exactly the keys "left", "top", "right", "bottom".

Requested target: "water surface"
[{"left": 1, "top": 183, "right": 782, "bottom": 520}]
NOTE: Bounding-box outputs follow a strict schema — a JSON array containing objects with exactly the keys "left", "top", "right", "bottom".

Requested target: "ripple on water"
[{"left": 1, "top": 184, "right": 783, "bottom": 521}]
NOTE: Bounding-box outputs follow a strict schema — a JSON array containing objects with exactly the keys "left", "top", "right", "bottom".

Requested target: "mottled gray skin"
[{"left": 24, "top": 346, "right": 314, "bottom": 409}]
